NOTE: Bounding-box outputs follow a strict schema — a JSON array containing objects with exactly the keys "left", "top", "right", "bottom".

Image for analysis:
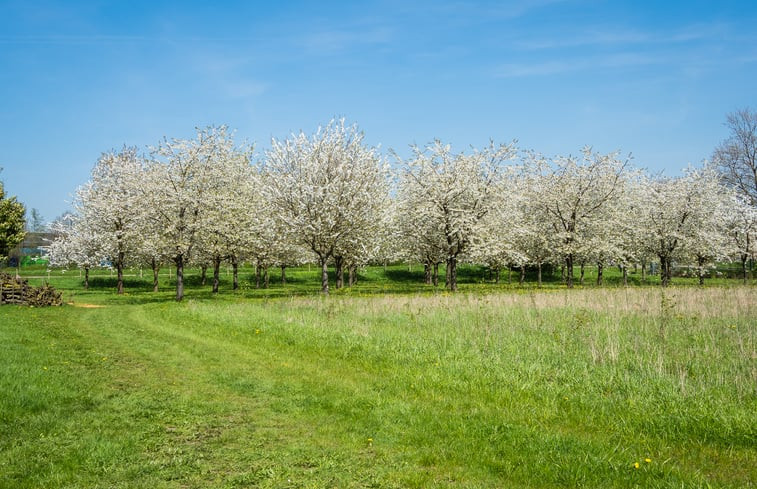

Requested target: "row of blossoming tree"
[{"left": 46, "top": 119, "right": 757, "bottom": 300}]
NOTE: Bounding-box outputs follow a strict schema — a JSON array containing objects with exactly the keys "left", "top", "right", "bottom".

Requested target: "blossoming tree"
[{"left": 264, "top": 119, "right": 389, "bottom": 294}]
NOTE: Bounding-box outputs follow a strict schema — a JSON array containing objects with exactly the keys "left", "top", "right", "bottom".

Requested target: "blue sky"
[{"left": 1, "top": 0, "right": 756, "bottom": 223}]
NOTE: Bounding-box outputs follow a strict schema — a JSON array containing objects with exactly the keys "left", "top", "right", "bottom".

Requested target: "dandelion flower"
[
  {"left": 633, "top": 462, "right": 640, "bottom": 469},
  {"left": 645, "top": 458, "right": 651, "bottom": 463}
]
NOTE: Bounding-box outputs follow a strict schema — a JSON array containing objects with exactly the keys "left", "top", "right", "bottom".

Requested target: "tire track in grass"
[{"left": 77, "top": 302, "right": 718, "bottom": 488}]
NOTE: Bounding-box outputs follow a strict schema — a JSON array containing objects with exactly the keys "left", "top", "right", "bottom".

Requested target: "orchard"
[{"left": 45, "top": 113, "right": 757, "bottom": 300}]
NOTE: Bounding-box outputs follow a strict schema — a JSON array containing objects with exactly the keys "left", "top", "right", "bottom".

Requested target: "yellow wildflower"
[{"left": 633, "top": 462, "right": 640, "bottom": 469}]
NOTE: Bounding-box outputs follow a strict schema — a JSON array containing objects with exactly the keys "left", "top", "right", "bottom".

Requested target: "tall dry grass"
[{"left": 291, "top": 285, "right": 757, "bottom": 319}]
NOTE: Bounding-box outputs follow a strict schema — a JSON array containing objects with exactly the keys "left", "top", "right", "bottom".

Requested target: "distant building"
[{"left": 8, "top": 232, "right": 54, "bottom": 266}]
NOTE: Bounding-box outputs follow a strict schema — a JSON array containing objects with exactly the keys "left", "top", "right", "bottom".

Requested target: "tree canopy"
[
  {"left": 0, "top": 173, "right": 26, "bottom": 263},
  {"left": 44, "top": 114, "right": 757, "bottom": 297}
]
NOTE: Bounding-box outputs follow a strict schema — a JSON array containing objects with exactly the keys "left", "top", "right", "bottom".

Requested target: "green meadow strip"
[{"left": 1, "top": 285, "right": 754, "bottom": 488}]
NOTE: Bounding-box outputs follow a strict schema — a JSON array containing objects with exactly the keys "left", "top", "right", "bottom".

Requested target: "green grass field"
[
  {"left": 10, "top": 260, "right": 756, "bottom": 298},
  {"left": 1, "top": 264, "right": 755, "bottom": 488}
]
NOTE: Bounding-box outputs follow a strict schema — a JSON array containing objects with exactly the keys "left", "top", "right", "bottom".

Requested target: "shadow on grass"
[
  {"left": 87, "top": 277, "right": 153, "bottom": 290},
  {"left": 71, "top": 264, "right": 552, "bottom": 306},
  {"left": 25, "top": 262, "right": 738, "bottom": 308},
  {"left": 383, "top": 268, "right": 425, "bottom": 283}
]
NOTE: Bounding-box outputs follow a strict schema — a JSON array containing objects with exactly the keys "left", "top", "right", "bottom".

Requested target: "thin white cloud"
[
  {"left": 300, "top": 25, "right": 394, "bottom": 55},
  {"left": 219, "top": 79, "right": 268, "bottom": 99},
  {"left": 0, "top": 34, "right": 269, "bottom": 45},
  {"left": 515, "top": 22, "right": 735, "bottom": 50},
  {"left": 184, "top": 51, "right": 268, "bottom": 100},
  {"left": 495, "top": 60, "right": 572, "bottom": 77},
  {"left": 0, "top": 35, "right": 151, "bottom": 44},
  {"left": 483, "top": 0, "right": 571, "bottom": 19},
  {"left": 494, "top": 52, "right": 662, "bottom": 78},
  {"left": 494, "top": 44, "right": 757, "bottom": 79},
  {"left": 516, "top": 30, "right": 653, "bottom": 50},
  {"left": 409, "top": 0, "right": 569, "bottom": 21}
]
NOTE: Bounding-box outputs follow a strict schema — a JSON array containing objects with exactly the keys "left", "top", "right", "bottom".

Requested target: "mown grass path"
[{"left": 1, "top": 289, "right": 755, "bottom": 488}]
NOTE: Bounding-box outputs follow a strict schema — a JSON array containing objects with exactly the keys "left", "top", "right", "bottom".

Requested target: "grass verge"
[{"left": 1, "top": 287, "right": 755, "bottom": 488}]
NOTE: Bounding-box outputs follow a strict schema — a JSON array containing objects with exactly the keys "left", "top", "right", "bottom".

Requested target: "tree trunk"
[
  {"left": 508, "top": 265, "right": 512, "bottom": 284},
  {"left": 659, "top": 255, "right": 670, "bottom": 287},
  {"left": 116, "top": 251, "right": 125, "bottom": 295},
  {"left": 424, "top": 262, "right": 431, "bottom": 284},
  {"left": 432, "top": 263, "right": 439, "bottom": 286},
  {"left": 334, "top": 255, "right": 344, "bottom": 289},
  {"left": 255, "top": 263, "right": 261, "bottom": 289},
  {"left": 212, "top": 256, "right": 221, "bottom": 293},
  {"left": 200, "top": 264, "right": 207, "bottom": 286},
  {"left": 84, "top": 267, "right": 89, "bottom": 290},
  {"left": 641, "top": 259, "right": 646, "bottom": 281},
  {"left": 519, "top": 265, "right": 525, "bottom": 285},
  {"left": 697, "top": 256, "right": 706, "bottom": 286},
  {"left": 320, "top": 258, "right": 329, "bottom": 295},
  {"left": 495, "top": 267, "right": 501, "bottom": 284},
  {"left": 537, "top": 262, "right": 542, "bottom": 287},
  {"left": 622, "top": 265, "right": 628, "bottom": 286},
  {"left": 445, "top": 261, "right": 451, "bottom": 288},
  {"left": 596, "top": 262, "right": 603, "bottom": 286},
  {"left": 231, "top": 256, "right": 239, "bottom": 290},
  {"left": 175, "top": 254, "right": 184, "bottom": 301},
  {"left": 348, "top": 264, "right": 357, "bottom": 286},
  {"left": 281, "top": 265, "right": 287, "bottom": 285},
  {"left": 263, "top": 267, "right": 269, "bottom": 288},
  {"left": 741, "top": 253, "right": 748, "bottom": 284},
  {"left": 565, "top": 255, "right": 574, "bottom": 288},
  {"left": 666, "top": 258, "right": 673, "bottom": 286},
  {"left": 151, "top": 258, "right": 159, "bottom": 292},
  {"left": 447, "top": 256, "right": 458, "bottom": 292},
  {"left": 579, "top": 261, "right": 585, "bottom": 286}
]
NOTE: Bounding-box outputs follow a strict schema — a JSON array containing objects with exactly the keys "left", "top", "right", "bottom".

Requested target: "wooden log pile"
[{"left": 0, "top": 273, "right": 62, "bottom": 307}]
